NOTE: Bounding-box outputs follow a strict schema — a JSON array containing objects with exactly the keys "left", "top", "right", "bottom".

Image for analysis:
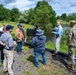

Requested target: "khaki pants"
[
  {"left": 68, "top": 46, "right": 75, "bottom": 65},
  {"left": 3, "top": 49, "right": 13, "bottom": 75},
  {"left": 55, "top": 36, "right": 61, "bottom": 54}
]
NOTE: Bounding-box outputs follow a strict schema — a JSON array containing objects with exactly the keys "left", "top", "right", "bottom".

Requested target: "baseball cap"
[
  {"left": 6, "top": 25, "right": 14, "bottom": 30},
  {"left": 18, "top": 24, "right": 22, "bottom": 27}
]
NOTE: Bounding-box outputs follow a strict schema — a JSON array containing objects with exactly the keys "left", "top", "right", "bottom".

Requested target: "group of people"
[
  {"left": 0, "top": 24, "right": 25, "bottom": 75},
  {"left": 0, "top": 21, "right": 76, "bottom": 75},
  {"left": 52, "top": 21, "right": 76, "bottom": 71},
  {"left": 0, "top": 25, "right": 16, "bottom": 75}
]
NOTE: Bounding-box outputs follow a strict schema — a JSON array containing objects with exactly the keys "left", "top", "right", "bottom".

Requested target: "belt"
[{"left": 4, "top": 48, "right": 12, "bottom": 50}]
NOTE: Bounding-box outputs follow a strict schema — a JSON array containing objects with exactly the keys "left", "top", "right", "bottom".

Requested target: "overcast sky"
[{"left": 0, "top": 0, "right": 76, "bottom": 16}]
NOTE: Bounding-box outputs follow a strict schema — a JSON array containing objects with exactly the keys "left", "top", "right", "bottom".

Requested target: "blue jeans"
[
  {"left": 17, "top": 41, "right": 22, "bottom": 52},
  {"left": 34, "top": 50, "right": 47, "bottom": 67}
]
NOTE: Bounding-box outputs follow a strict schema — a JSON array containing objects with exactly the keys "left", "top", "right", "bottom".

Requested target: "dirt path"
[{"left": 0, "top": 50, "right": 76, "bottom": 75}]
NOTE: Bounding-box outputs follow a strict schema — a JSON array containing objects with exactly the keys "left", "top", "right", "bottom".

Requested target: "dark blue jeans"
[
  {"left": 0, "top": 45, "right": 4, "bottom": 63},
  {"left": 17, "top": 41, "right": 22, "bottom": 52},
  {"left": 34, "top": 50, "right": 47, "bottom": 67}
]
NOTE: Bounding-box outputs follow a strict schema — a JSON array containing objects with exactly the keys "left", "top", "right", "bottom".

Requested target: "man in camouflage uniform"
[{"left": 67, "top": 21, "right": 76, "bottom": 70}]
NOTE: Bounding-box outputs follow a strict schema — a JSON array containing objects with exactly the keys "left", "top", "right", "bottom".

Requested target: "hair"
[
  {"left": 57, "top": 21, "right": 61, "bottom": 24},
  {"left": 34, "top": 24, "right": 39, "bottom": 29},
  {"left": 3, "top": 24, "right": 7, "bottom": 26}
]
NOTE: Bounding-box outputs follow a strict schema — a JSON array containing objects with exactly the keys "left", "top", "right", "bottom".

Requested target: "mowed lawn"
[{"left": 0, "top": 21, "right": 34, "bottom": 37}]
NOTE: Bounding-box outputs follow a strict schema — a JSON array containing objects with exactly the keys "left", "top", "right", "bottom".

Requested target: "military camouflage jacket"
[{"left": 67, "top": 25, "right": 76, "bottom": 47}]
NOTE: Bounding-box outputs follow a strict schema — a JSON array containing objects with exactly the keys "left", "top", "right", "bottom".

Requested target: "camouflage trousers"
[{"left": 68, "top": 46, "right": 75, "bottom": 65}]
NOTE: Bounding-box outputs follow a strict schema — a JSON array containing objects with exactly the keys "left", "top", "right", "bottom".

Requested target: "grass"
[
  {"left": 21, "top": 52, "right": 69, "bottom": 75},
  {"left": 60, "top": 20, "right": 76, "bottom": 26},
  {"left": 0, "top": 21, "right": 34, "bottom": 38},
  {"left": 46, "top": 41, "right": 68, "bottom": 53},
  {"left": 46, "top": 41, "right": 76, "bottom": 55},
  {"left": 46, "top": 41, "right": 55, "bottom": 50},
  {"left": 61, "top": 20, "right": 70, "bottom": 26}
]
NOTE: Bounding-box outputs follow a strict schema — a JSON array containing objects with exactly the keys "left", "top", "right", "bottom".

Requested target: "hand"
[
  {"left": 51, "top": 31, "right": 55, "bottom": 33},
  {"left": 24, "top": 38, "right": 27, "bottom": 42},
  {"left": 13, "top": 41, "right": 16, "bottom": 46},
  {"left": 1, "top": 43, "right": 6, "bottom": 46},
  {"left": 3, "top": 43, "right": 6, "bottom": 46}
]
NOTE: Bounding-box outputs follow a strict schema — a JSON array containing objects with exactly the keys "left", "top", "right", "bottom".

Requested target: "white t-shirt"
[{"left": 0, "top": 27, "right": 3, "bottom": 31}]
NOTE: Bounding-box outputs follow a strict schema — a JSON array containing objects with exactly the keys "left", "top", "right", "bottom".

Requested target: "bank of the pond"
[
  {"left": 46, "top": 41, "right": 68, "bottom": 53},
  {"left": 46, "top": 41, "right": 76, "bottom": 55}
]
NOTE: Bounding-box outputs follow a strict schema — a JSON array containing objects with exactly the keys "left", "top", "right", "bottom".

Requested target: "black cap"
[{"left": 6, "top": 25, "right": 14, "bottom": 30}]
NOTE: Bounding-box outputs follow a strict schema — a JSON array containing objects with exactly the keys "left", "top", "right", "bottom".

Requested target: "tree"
[
  {"left": 0, "top": 4, "right": 3, "bottom": 8},
  {"left": 1, "top": 8, "right": 10, "bottom": 21},
  {"left": 61, "top": 13, "right": 67, "bottom": 21},
  {"left": 19, "top": 8, "right": 34, "bottom": 23},
  {"left": 30, "top": 0, "right": 57, "bottom": 35},
  {"left": 10, "top": 8, "right": 20, "bottom": 22},
  {"left": 68, "top": 13, "right": 76, "bottom": 20},
  {"left": 0, "top": 4, "right": 10, "bottom": 21},
  {"left": 57, "top": 15, "right": 61, "bottom": 20},
  {"left": 19, "top": 14, "right": 26, "bottom": 23}
]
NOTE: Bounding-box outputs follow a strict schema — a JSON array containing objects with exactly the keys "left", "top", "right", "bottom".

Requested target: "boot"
[
  {"left": 67, "top": 64, "right": 74, "bottom": 70},
  {"left": 4, "top": 70, "right": 8, "bottom": 74},
  {"left": 18, "top": 52, "right": 21, "bottom": 55},
  {"left": 71, "top": 64, "right": 74, "bottom": 71},
  {"left": 52, "top": 52, "right": 58, "bottom": 56},
  {"left": 66, "top": 57, "right": 71, "bottom": 61}
]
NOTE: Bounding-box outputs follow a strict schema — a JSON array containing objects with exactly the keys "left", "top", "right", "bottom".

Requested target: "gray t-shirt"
[{"left": 0, "top": 32, "right": 14, "bottom": 50}]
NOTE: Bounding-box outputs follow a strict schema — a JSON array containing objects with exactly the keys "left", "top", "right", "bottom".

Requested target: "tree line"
[{"left": 57, "top": 13, "right": 76, "bottom": 22}]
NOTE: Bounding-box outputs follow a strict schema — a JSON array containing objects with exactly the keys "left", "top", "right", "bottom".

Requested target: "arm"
[
  {"left": 15, "top": 30, "right": 21, "bottom": 40},
  {"left": 8, "top": 36, "right": 14, "bottom": 48},
  {"left": 0, "top": 41, "right": 5, "bottom": 46},
  {"left": 54, "top": 27, "right": 63, "bottom": 36},
  {"left": 68, "top": 29, "right": 73, "bottom": 42},
  {"left": 31, "top": 38, "right": 35, "bottom": 48}
]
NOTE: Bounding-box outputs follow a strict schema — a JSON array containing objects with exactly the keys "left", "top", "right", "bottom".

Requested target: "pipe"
[
  {"left": 24, "top": 42, "right": 69, "bottom": 57},
  {"left": 46, "top": 48, "right": 68, "bottom": 57}
]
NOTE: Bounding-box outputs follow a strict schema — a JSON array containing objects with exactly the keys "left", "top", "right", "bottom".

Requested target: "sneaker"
[
  {"left": 52, "top": 53, "right": 57, "bottom": 56},
  {"left": 67, "top": 64, "right": 74, "bottom": 71},
  {"left": 18, "top": 52, "right": 21, "bottom": 55},
  {"left": 67, "top": 57, "right": 71, "bottom": 61}
]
